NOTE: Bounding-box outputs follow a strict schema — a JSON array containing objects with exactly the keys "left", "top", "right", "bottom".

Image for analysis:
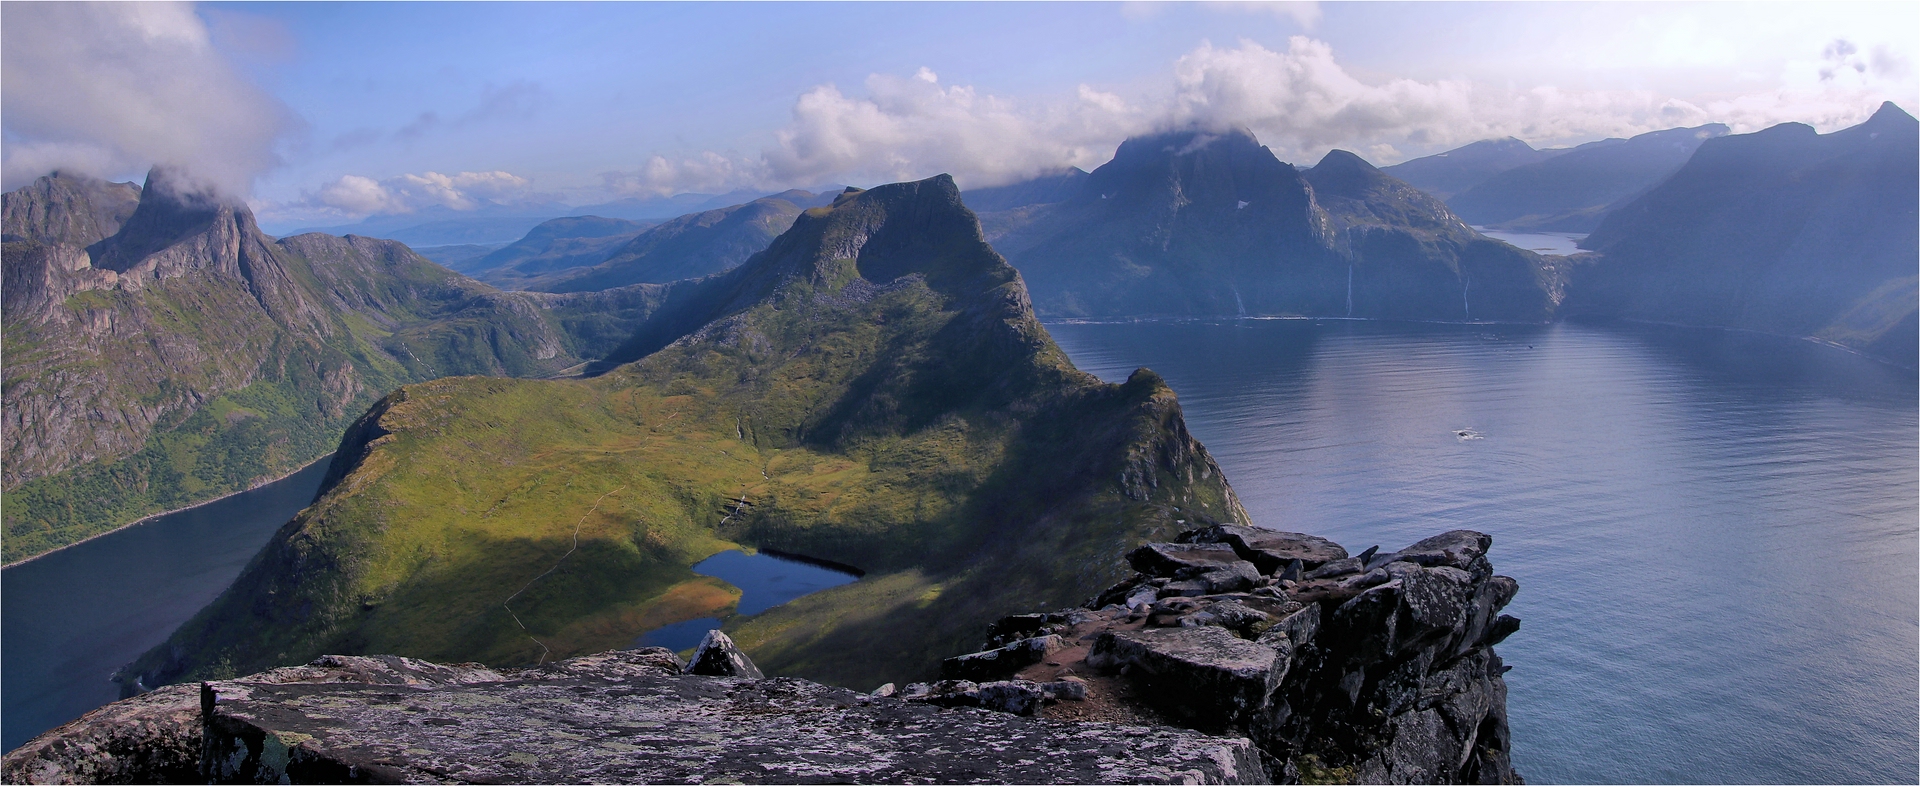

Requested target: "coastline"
[{"left": 1, "top": 452, "right": 335, "bottom": 570}]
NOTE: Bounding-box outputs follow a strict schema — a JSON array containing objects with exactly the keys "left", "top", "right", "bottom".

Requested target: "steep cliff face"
[
  {"left": 0, "top": 170, "right": 681, "bottom": 563},
  {"left": 1565, "top": 103, "right": 1919, "bottom": 367},
  {"left": 122, "top": 175, "right": 1247, "bottom": 694},
  {"left": 982, "top": 128, "right": 1559, "bottom": 322},
  {"left": 1303, "top": 150, "right": 1560, "bottom": 322}
]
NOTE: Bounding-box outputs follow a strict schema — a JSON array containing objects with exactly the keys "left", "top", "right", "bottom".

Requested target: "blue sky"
[{"left": 3, "top": 1, "right": 1914, "bottom": 229}]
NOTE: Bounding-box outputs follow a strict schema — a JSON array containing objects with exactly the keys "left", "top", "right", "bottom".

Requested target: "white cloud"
[
  {"left": 307, "top": 170, "right": 535, "bottom": 217},
  {"left": 603, "top": 68, "right": 1151, "bottom": 197},
  {"left": 0, "top": 2, "right": 294, "bottom": 196}
]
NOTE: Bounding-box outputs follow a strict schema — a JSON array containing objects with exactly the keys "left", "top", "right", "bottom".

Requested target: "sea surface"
[
  {"left": 634, "top": 550, "right": 861, "bottom": 652},
  {"left": 1, "top": 458, "right": 334, "bottom": 751},
  {"left": 1048, "top": 318, "right": 1918, "bottom": 785},
  {"left": 1474, "top": 226, "right": 1587, "bottom": 256}
]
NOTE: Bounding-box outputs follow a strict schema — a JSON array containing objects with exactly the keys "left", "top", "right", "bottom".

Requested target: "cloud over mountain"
[
  {"left": 597, "top": 35, "right": 1910, "bottom": 200},
  {"left": 0, "top": 2, "right": 294, "bottom": 196}
]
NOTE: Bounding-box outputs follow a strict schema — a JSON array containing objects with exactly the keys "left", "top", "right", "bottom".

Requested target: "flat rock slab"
[
  {"left": 203, "top": 671, "right": 1267, "bottom": 784},
  {"left": 1087, "top": 627, "right": 1281, "bottom": 729}
]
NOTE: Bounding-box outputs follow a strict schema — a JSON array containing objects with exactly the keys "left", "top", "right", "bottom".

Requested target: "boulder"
[
  {"left": 1303, "top": 556, "right": 1365, "bottom": 580},
  {"left": 683, "top": 630, "right": 763, "bottom": 679},
  {"left": 1126, "top": 542, "right": 1243, "bottom": 578},
  {"left": 1087, "top": 627, "right": 1284, "bottom": 728},
  {"left": 941, "top": 635, "right": 1065, "bottom": 681},
  {"left": 1183, "top": 524, "right": 1350, "bottom": 572},
  {"left": 1384, "top": 530, "right": 1494, "bottom": 580}
]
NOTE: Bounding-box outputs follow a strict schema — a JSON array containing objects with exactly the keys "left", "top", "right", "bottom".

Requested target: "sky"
[{"left": 3, "top": 1, "right": 1915, "bottom": 231}]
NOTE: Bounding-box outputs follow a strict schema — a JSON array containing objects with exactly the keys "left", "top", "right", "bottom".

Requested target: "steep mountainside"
[
  {"left": 462, "top": 215, "right": 656, "bottom": 284},
  {"left": 1446, "top": 124, "right": 1729, "bottom": 232},
  {"left": 1, "top": 170, "right": 684, "bottom": 563},
  {"left": 122, "top": 175, "right": 1246, "bottom": 695},
  {"left": 1379, "top": 137, "right": 1568, "bottom": 200},
  {"left": 984, "top": 127, "right": 1558, "bottom": 321},
  {"left": 1304, "top": 150, "right": 1561, "bottom": 321},
  {"left": 1565, "top": 103, "right": 1919, "bottom": 366},
  {"left": 508, "top": 191, "right": 833, "bottom": 294},
  {"left": 0, "top": 172, "right": 142, "bottom": 246}
]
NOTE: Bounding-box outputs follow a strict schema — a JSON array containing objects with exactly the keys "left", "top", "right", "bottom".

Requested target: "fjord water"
[
  {"left": 1050, "top": 319, "right": 1917, "bottom": 784},
  {"left": 1, "top": 458, "right": 333, "bottom": 751}
]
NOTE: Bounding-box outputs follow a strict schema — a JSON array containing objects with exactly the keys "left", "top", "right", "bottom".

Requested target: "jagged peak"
[{"left": 89, "top": 167, "right": 265, "bottom": 271}]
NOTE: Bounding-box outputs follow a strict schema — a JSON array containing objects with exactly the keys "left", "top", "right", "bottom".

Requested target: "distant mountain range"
[
  {"left": 1377, "top": 137, "right": 1568, "bottom": 200},
  {"left": 977, "top": 126, "right": 1559, "bottom": 321},
  {"left": 1391, "top": 124, "right": 1729, "bottom": 233},
  {"left": 1566, "top": 102, "right": 1917, "bottom": 366},
  {"left": 0, "top": 170, "right": 684, "bottom": 562},
  {"left": 281, "top": 187, "right": 846, "bottom": 249},
  {"left": 473, "top": 190, "right": 838, "bottom": 292}
]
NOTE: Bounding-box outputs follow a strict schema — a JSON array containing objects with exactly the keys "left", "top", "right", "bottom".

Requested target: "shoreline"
[{"left": 2, "top": 452, "right": 335, "bottom": 570}]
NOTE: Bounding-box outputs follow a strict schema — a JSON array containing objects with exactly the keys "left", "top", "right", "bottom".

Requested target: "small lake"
[
  {"left": 1049, "top": 318, "right": 1917, "bottom": 784},
  {"left": 634, "top": 549, "right": 860, "bottom": 652},
  {"left": 1474, "top": 226, "right": 1587, "bottom": 256},
  {"left": 1, "top": 457, "right": 334, "bottom": 751}
]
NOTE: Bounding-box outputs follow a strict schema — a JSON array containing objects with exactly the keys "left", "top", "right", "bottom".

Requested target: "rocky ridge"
[{"left": 5, "top": 523, "right": 1516, "bottom": 784}]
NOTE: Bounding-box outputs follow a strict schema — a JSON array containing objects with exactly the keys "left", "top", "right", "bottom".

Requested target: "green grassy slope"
[
  {"left": 1, "top": 173, "right": 683, "bottom": 563},
  {"left": 122, "top": 175, "right": 1246, "bottom": 692}
]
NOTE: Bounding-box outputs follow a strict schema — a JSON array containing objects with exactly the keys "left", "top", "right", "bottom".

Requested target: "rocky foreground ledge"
[{"left": 3, "top": 527, "right": 1519, "bottom": 784}]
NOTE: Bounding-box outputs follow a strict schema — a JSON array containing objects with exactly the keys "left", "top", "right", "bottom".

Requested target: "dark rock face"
[
  {"left": 684, "top": 629, "right": 765, "bottom": 679},
  {"left": 1565, "top": 103, "right": 1919, "bottom": 367},
  {"left": 191, "top": 651, "right": 1266, "bottom": 785},
  {"left": 1302, "top": 150, "right": 1561, "bottom": 322},
  {"left": 1054, "top": 525, "right": 1518, "bottom": 783}
]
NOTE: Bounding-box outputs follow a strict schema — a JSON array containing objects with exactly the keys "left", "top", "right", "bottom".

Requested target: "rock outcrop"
[
  {"left": 928, "top": 524, "right": 1524, "bottom": 784},
  {"left": 7, "top": 649, "right": 1265, "bottom": 784}
]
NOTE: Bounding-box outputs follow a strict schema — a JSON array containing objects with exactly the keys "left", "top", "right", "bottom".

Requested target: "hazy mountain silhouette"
[{"left": 1566, "top": 103, "right": 1918, "bottom": 366}]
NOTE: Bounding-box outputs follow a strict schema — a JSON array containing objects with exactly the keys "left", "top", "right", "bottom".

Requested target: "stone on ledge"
[
  {"left": 1181, "top": 524, "right": 1349, "bottom": 573},
  {"left": 683, "top": 629, "right": 763, "bottom": 679},
  {"left": 1126, "top": 542, "right": 1243, "bottom": 578}
]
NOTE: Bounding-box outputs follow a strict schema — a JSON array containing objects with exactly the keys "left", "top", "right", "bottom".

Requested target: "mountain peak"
[
  {"left": 1312, "top": 149, "right": 1380, "bottom": 173},
  {"left": 1863, "top": 101, "right": 1917, "bottom": 131}
]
